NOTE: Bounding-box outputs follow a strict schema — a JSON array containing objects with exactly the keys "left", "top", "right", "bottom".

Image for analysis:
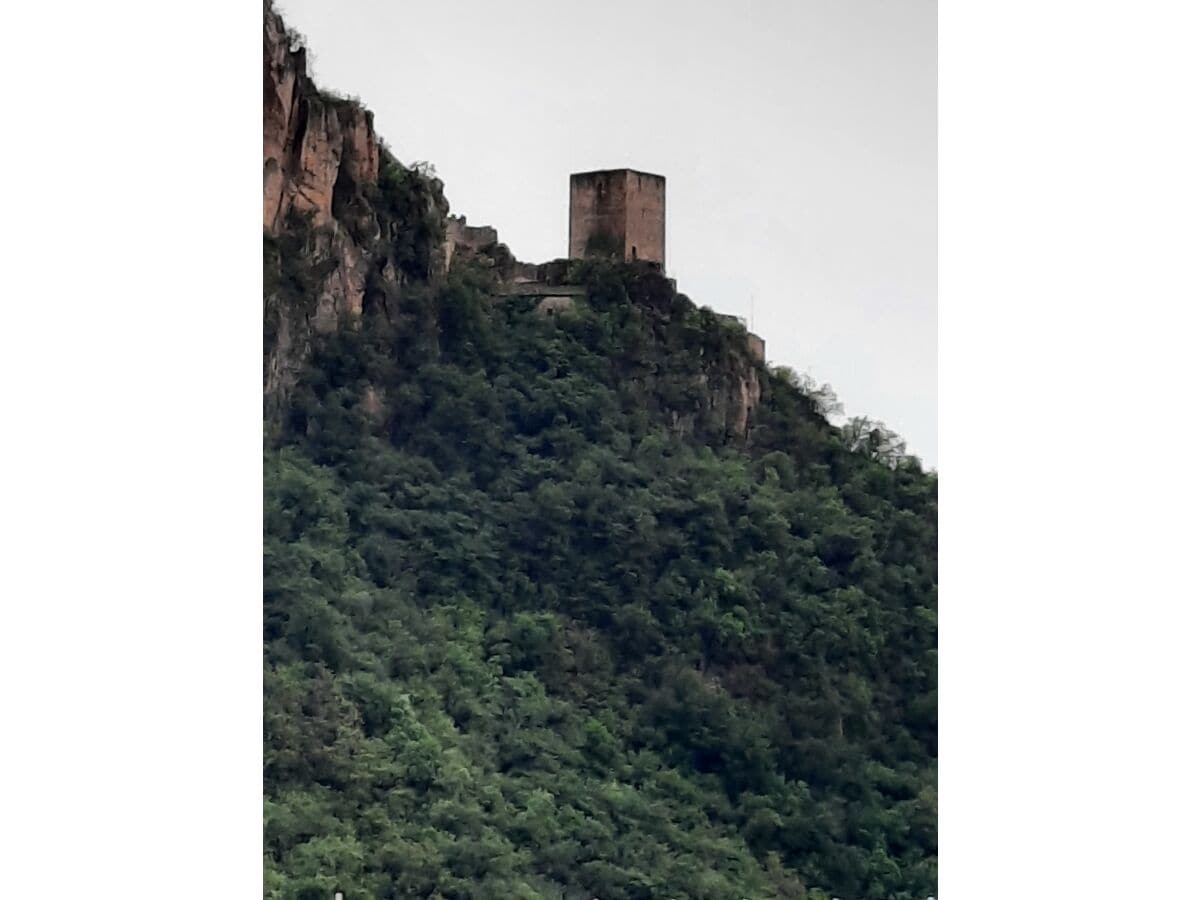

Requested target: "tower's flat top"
[{"left": 571, "top": 168, "right": 665, "bottom": 181}]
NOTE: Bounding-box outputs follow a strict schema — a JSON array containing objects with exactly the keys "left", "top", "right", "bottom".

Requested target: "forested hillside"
[{"left": 263, "top": 10, "right": 936, "bottom": 900}]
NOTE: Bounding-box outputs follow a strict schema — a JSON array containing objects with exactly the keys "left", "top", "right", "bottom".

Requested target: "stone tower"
[{"left": 568, "top": 169, "right": 665, "bottom": 267}]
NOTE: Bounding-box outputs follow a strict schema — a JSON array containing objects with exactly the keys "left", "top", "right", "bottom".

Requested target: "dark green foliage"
[
  {"left": 263, "top": 220, "right": 322, "bottom": 353},
  {"left": 265, "top": 253, "right": 937, "bottom": 898},
  {"left": 367, "top": 155, "right": 449, "bottom": 285}
]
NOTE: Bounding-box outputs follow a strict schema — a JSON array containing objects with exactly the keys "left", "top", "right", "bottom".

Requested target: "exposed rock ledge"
[{"left": 263, "top": 7, "right": 379, "bottom": 235}]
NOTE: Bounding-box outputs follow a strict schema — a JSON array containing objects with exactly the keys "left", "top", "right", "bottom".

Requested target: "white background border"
[
  {"left": 3, "top": 0, "right": 1199, "bottom": 896},
  {"left": 940, "top": 1, "right": 1200, "bottom": 896}
]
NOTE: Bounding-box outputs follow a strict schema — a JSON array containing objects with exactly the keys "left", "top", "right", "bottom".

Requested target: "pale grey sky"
[{"left": 276, "top": 0, "right": 936, "bottom": 466}]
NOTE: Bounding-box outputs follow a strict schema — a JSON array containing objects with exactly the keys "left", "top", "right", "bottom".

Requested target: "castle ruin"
[
  {"left": 442, "top": 215, "right": 498, "bottom": 273},
  {"left": 568, "top": 169, "right": 666, "bottom": 266},
  {"left": 441, "top": 168, "right": 763, "bottom": 366}
]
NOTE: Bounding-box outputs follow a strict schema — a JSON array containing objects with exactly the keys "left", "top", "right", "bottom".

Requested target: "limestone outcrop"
[
  {"left": 263, "top": 7, "right": 379, "bottom": 235},
  {"left": 263, "top": 3, "right": 448, "bottom": 416}
]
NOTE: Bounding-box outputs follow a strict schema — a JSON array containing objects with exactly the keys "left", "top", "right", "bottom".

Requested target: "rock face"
[
  {"left": 727, "top": 363, "right": 763, "bottom": 438},
  {"left": 263, "top": 2, "right": 381, "bottom": 333},
  {"left": 730, "top": 333, "right": 766, "bottom": 435},
  {"left": 263, "top": 7, "right": 379, "bottom": 234},
  {"left": 668, "top": 361, "right": 762, "bottom": 441},
  {"left": 263, "top": 2, "right": 449, "bottom": 417}
]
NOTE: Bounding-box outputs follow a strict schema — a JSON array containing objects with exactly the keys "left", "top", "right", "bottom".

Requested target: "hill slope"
[{"left": 263, "top": 6, "right": 937, "bottom": 899}]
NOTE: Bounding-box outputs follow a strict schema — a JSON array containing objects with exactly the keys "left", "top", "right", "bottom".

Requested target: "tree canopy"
[{"left": 264, "top": 160, "right": 937, "bottom": 900}]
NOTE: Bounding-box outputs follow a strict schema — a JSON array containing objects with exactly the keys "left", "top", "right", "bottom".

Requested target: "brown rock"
[{"left": 262, "top": 5, "right": 380, "bottom": 234}]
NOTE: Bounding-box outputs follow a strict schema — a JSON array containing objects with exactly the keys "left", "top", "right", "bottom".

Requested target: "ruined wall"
[{"left": 443, "top": 215, "right": 500, "bottom": 272}]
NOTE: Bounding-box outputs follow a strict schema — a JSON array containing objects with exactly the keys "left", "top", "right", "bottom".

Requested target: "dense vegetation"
[{"left": 264, "top": 159, "right": 937, "bottom": 899}]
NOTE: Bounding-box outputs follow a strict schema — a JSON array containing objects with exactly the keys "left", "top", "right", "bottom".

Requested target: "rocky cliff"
[
  {"left": 263, "top": 2, "right": 383, "bottom": 330},
  {"left": 263, "top": 7, "right": 379, "bottom": 235},
  {"left": 263, "top": 2, "right": 448, "bottom": 415}
]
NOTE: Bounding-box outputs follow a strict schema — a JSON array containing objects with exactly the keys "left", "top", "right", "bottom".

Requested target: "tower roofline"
[{"left": 570, "top": 168, "right": 665, "bottom": 181}]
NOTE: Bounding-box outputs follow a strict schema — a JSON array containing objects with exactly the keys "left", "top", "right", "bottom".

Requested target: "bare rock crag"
[{"left": 263, "top": 7, "right": 380, "bottom": 236}]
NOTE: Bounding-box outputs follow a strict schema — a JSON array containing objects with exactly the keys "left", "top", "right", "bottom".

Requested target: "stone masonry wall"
[
  {"left": 568, "top": 169, "right": 665, "bottom": 266},
  {"left": 569, "top": 170, "right": 629, "bottom": 260},
  {"left": 621, "top": 171, "right": 665, "bottom": 266}
]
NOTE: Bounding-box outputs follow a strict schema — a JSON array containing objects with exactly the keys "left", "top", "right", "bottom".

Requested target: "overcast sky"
[{"left": 276, "top": 0, "right": 936, "bottom": 466}]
